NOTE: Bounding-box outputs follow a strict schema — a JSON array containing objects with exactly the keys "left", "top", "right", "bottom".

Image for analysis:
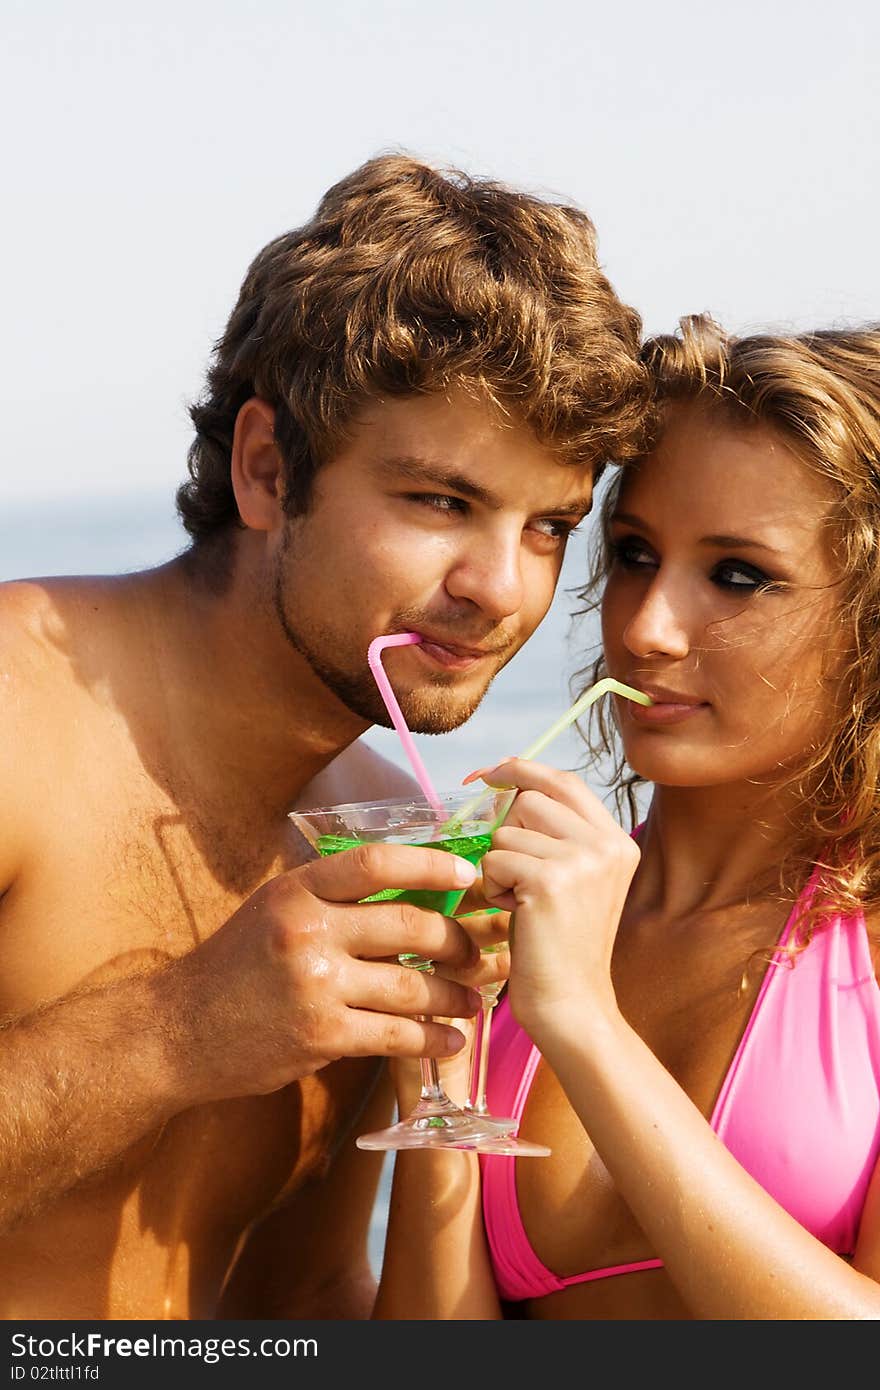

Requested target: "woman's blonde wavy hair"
[{"left": 575, "top": 312, "right": 880, "bottom": 941}]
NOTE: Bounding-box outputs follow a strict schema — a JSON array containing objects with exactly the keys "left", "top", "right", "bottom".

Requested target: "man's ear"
[{"left": 230, "top": 398, "right": 284, "bottom": 531}]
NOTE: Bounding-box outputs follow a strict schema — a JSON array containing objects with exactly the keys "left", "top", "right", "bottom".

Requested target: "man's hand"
[{"left": 162, "top": 843, "right": 485, "bottom": 1104}]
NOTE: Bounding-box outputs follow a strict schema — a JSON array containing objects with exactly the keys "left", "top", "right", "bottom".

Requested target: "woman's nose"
[{"left": 622, "top": 579, "right": 691, "bottom": 660}]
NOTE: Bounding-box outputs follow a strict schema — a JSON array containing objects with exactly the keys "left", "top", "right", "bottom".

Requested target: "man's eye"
[
  {"left": 409, "top": 493, "right": 466, "bottom": 514},
  {"left": 609, "top": 536, "right": 657, "bottom": 569},
  {"left": 712, "top": 560, "right": 777, "bottom": 592},
  {"left": 531, "top": 519, "right": 581, "bottom": 541}
]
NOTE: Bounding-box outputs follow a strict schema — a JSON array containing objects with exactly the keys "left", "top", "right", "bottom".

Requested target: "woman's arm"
[
  {"left": 373, "top": 1145, "right": 502, "bottom": 1319},
  {"left": 543, "top": 1004, "right": 880, "bottom": 1318},
  {"left": 479, "top": 758, "right": 880, "bottom": 1320},
  {"left": 373, "top": 995, "right": 503, "bottom": 1319}
]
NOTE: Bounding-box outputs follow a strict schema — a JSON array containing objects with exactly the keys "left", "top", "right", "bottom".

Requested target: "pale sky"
[{"left": 2, "top": 0, "right": 878, "bottom": 505}]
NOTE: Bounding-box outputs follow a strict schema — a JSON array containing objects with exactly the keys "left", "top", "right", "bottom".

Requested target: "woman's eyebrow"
[
  {"left": 611, "top": 511, "right": 784, "bottom": 557},
  {"left": 699, "top": 533, "right": 784, "bottom": 556}
]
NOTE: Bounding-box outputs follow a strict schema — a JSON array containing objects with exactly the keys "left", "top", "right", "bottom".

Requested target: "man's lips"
[{"left": 412, "top": 633, "right": 506, "bottom": 669}]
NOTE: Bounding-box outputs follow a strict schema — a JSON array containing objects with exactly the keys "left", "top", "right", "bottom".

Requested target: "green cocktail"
[
  {"left": 313, "top": 828, "right": 492, "bottom": 915},
  {"left": 290, "top": 787, "right": 513, "bottom": 915},
  {"left": 290, "top": 787, "right": 514, "bottom": 982},
  {"left": 289, "top": 786, "right": 515, "bottom": 1150}
]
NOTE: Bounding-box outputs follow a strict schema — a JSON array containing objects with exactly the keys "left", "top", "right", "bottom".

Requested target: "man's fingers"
[
  {"left": 297, "top": 842, "right": 477, "bottom": 903},
  {"left": 349, "top": 960, "right": 481, "bottom": 1020},
  {"left": 340, "top": 904, "right": 479, "bottom": 970},
  {"left": 343, "top": 1011, "right": 470, "bottom": 1059}
]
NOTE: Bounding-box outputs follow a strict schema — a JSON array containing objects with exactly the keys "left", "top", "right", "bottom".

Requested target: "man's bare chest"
[
  {"left": 1, "top": 750, "right": 304, "bottom": 1017},
  {"left": 0, "top": 758, "right": 369, "bottom": 1247}
]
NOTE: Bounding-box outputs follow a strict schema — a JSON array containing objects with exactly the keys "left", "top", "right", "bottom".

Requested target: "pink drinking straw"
[{"left": 367, "top": 633, "right": 445, "bottom": 816}]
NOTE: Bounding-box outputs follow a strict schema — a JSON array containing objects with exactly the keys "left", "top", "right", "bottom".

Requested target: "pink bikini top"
[{"left": 480, "top": 879, "right": 880, "bottom": 1303}]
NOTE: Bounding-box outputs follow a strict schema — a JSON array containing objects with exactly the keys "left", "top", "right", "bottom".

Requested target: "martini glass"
[
  {"left": 456, "top": 927, "right": 551, "bottom": 1157},
  {"left": 289, "top": 785, "right": 517, "bottom": 1150}
]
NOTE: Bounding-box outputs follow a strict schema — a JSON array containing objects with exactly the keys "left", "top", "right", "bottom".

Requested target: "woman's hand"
[{"left": 467, "top": 759, "right": 639, "bottom": 1042}]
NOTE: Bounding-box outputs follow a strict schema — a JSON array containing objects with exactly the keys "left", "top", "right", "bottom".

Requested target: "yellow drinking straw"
[
  {"left": 517, "top": 676, "right": 651, "bottom": 761},
  {"left": 444, "top": 677, "right": 652, "bottom": 833}
]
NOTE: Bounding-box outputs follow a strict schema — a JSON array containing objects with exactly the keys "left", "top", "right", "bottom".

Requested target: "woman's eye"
[
  {"left": 712, "top": 560, "right": 776, "bottom": 592},
  {"left": 610, "top": 536, "right": 657, "bottom": 570}
]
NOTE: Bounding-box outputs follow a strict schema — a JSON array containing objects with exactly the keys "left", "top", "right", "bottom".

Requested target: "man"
[{"left": 0, "top": 153, "right": 650, "bottom": 1319}]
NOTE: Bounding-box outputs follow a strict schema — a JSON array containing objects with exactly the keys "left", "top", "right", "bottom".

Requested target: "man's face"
[{"left": 271, "top": 388, "right": 594, "bottom": 733}]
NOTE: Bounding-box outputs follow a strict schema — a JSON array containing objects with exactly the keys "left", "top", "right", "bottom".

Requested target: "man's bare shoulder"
[
  {"left": 0, "top": 576, "right": 122, "bottom": 889},
  {"left": 294, "top": 739, "right": 420, "bottom": 810},
  {"left": 0, "top": 573, "right": 119, "bottom": 655},
  {"left": 0, "top": 576, "right": 61, "bottom": 649},
  {"left": 0, "top": 575, "right": 125, "bottom": 711}
]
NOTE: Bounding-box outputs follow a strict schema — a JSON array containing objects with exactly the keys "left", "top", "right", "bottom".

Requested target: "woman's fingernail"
[
  {"left": 462, "top": 764, "right": 498, "bottom": 786},
  {"left": 463, "top": 759, "right": 520, "bottom": 786}
]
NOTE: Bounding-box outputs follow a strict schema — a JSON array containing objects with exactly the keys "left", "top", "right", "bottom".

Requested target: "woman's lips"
[{"left": 627, "top": 698, "right": 708, "bottom": 726}]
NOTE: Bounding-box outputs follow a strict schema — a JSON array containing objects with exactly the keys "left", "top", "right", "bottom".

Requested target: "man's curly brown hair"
[{"left": 177, "top": 152, "right": 652, "bottom": 542}]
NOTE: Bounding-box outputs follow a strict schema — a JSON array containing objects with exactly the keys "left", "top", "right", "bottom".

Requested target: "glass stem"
[
  {"left": 414, "top": 1017, "right": 447, "bottom": 1102},
  {"left": 467, "top": 992, "right": 497, "bottom": 1114}
]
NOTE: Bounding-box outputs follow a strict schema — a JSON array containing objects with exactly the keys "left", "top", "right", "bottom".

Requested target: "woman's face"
[{"left": 601, "top": 403, "right": 848, "bottom": 790}]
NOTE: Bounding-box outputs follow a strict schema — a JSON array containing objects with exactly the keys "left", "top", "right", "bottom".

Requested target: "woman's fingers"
[
  {"left": 454, "top": 907, "right": 512, "bottom": 950},
  {"left": 466, "top": 758, "right": 615, "bottom": 829},
  {"left": 452, "top": 877, "right": 492, "bottom": 917},
  {"left": 482, "top": 845, "right": 591, "bottom": 913},
  {"left": 494, "top": 793, "right": 593, "bottom": 846},
  {"left": 434, "top": 944, "right": 510, "bottom": 991}
]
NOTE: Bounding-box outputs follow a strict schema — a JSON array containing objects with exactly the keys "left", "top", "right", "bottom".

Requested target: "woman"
[{"left": 374, "top": 315, "right": 880, "bottom": 1319}]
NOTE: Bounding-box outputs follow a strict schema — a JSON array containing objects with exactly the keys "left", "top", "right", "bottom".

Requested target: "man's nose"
[
  {"left": 622, "top": 577, "right": 691, "bottom": 660},
  {"left": 445, "top": 535, "right": 525, "bottom": 620}
]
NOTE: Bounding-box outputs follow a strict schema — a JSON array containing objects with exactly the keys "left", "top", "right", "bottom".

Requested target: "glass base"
[
  {"left": 462, "top": 1108, "right": 519, "bottom": 1135},
  {"left": 449, "top": 1108, "right": 552, "bottom": 1157},
  {"left": 467, "top": 1134, "right": 552, "bottom": 1157},
  {"left": 356, "top": 1095, "right": 501, "bottom": 1152}
]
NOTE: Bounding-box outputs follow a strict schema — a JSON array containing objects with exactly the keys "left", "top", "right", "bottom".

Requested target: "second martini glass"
[
  {"left": 455, "top": 924, "right": 552, "bottom": 1157},
  {"left": 445, "top": 676, "right": 654, "bottom": 1155},
  {"left": 289, "top": 785, "right": 517, "bottom": 1151}
]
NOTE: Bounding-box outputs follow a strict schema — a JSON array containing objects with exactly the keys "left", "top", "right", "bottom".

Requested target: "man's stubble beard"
[{"left": 271, "top": 529, "right": 502, "bottom": 734}]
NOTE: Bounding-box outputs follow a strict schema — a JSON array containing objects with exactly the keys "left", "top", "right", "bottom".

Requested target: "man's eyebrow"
[
  {"left": 378, "top": 455, "right": 593, "bottom": 516},
  {"left": 611, "top": 511, "right": 784, "bottom": 556}
]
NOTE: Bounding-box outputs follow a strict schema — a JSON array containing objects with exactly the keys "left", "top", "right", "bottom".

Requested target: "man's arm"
[
  {"left": 0, "top": 970, "right": 194, "bottom": 1231},
  {"left": 217, "top": 1065, "right": 396, "bottom": 1319},
  {"left": 0, "top": 851, "right": 481, "bottom": 1234}
]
